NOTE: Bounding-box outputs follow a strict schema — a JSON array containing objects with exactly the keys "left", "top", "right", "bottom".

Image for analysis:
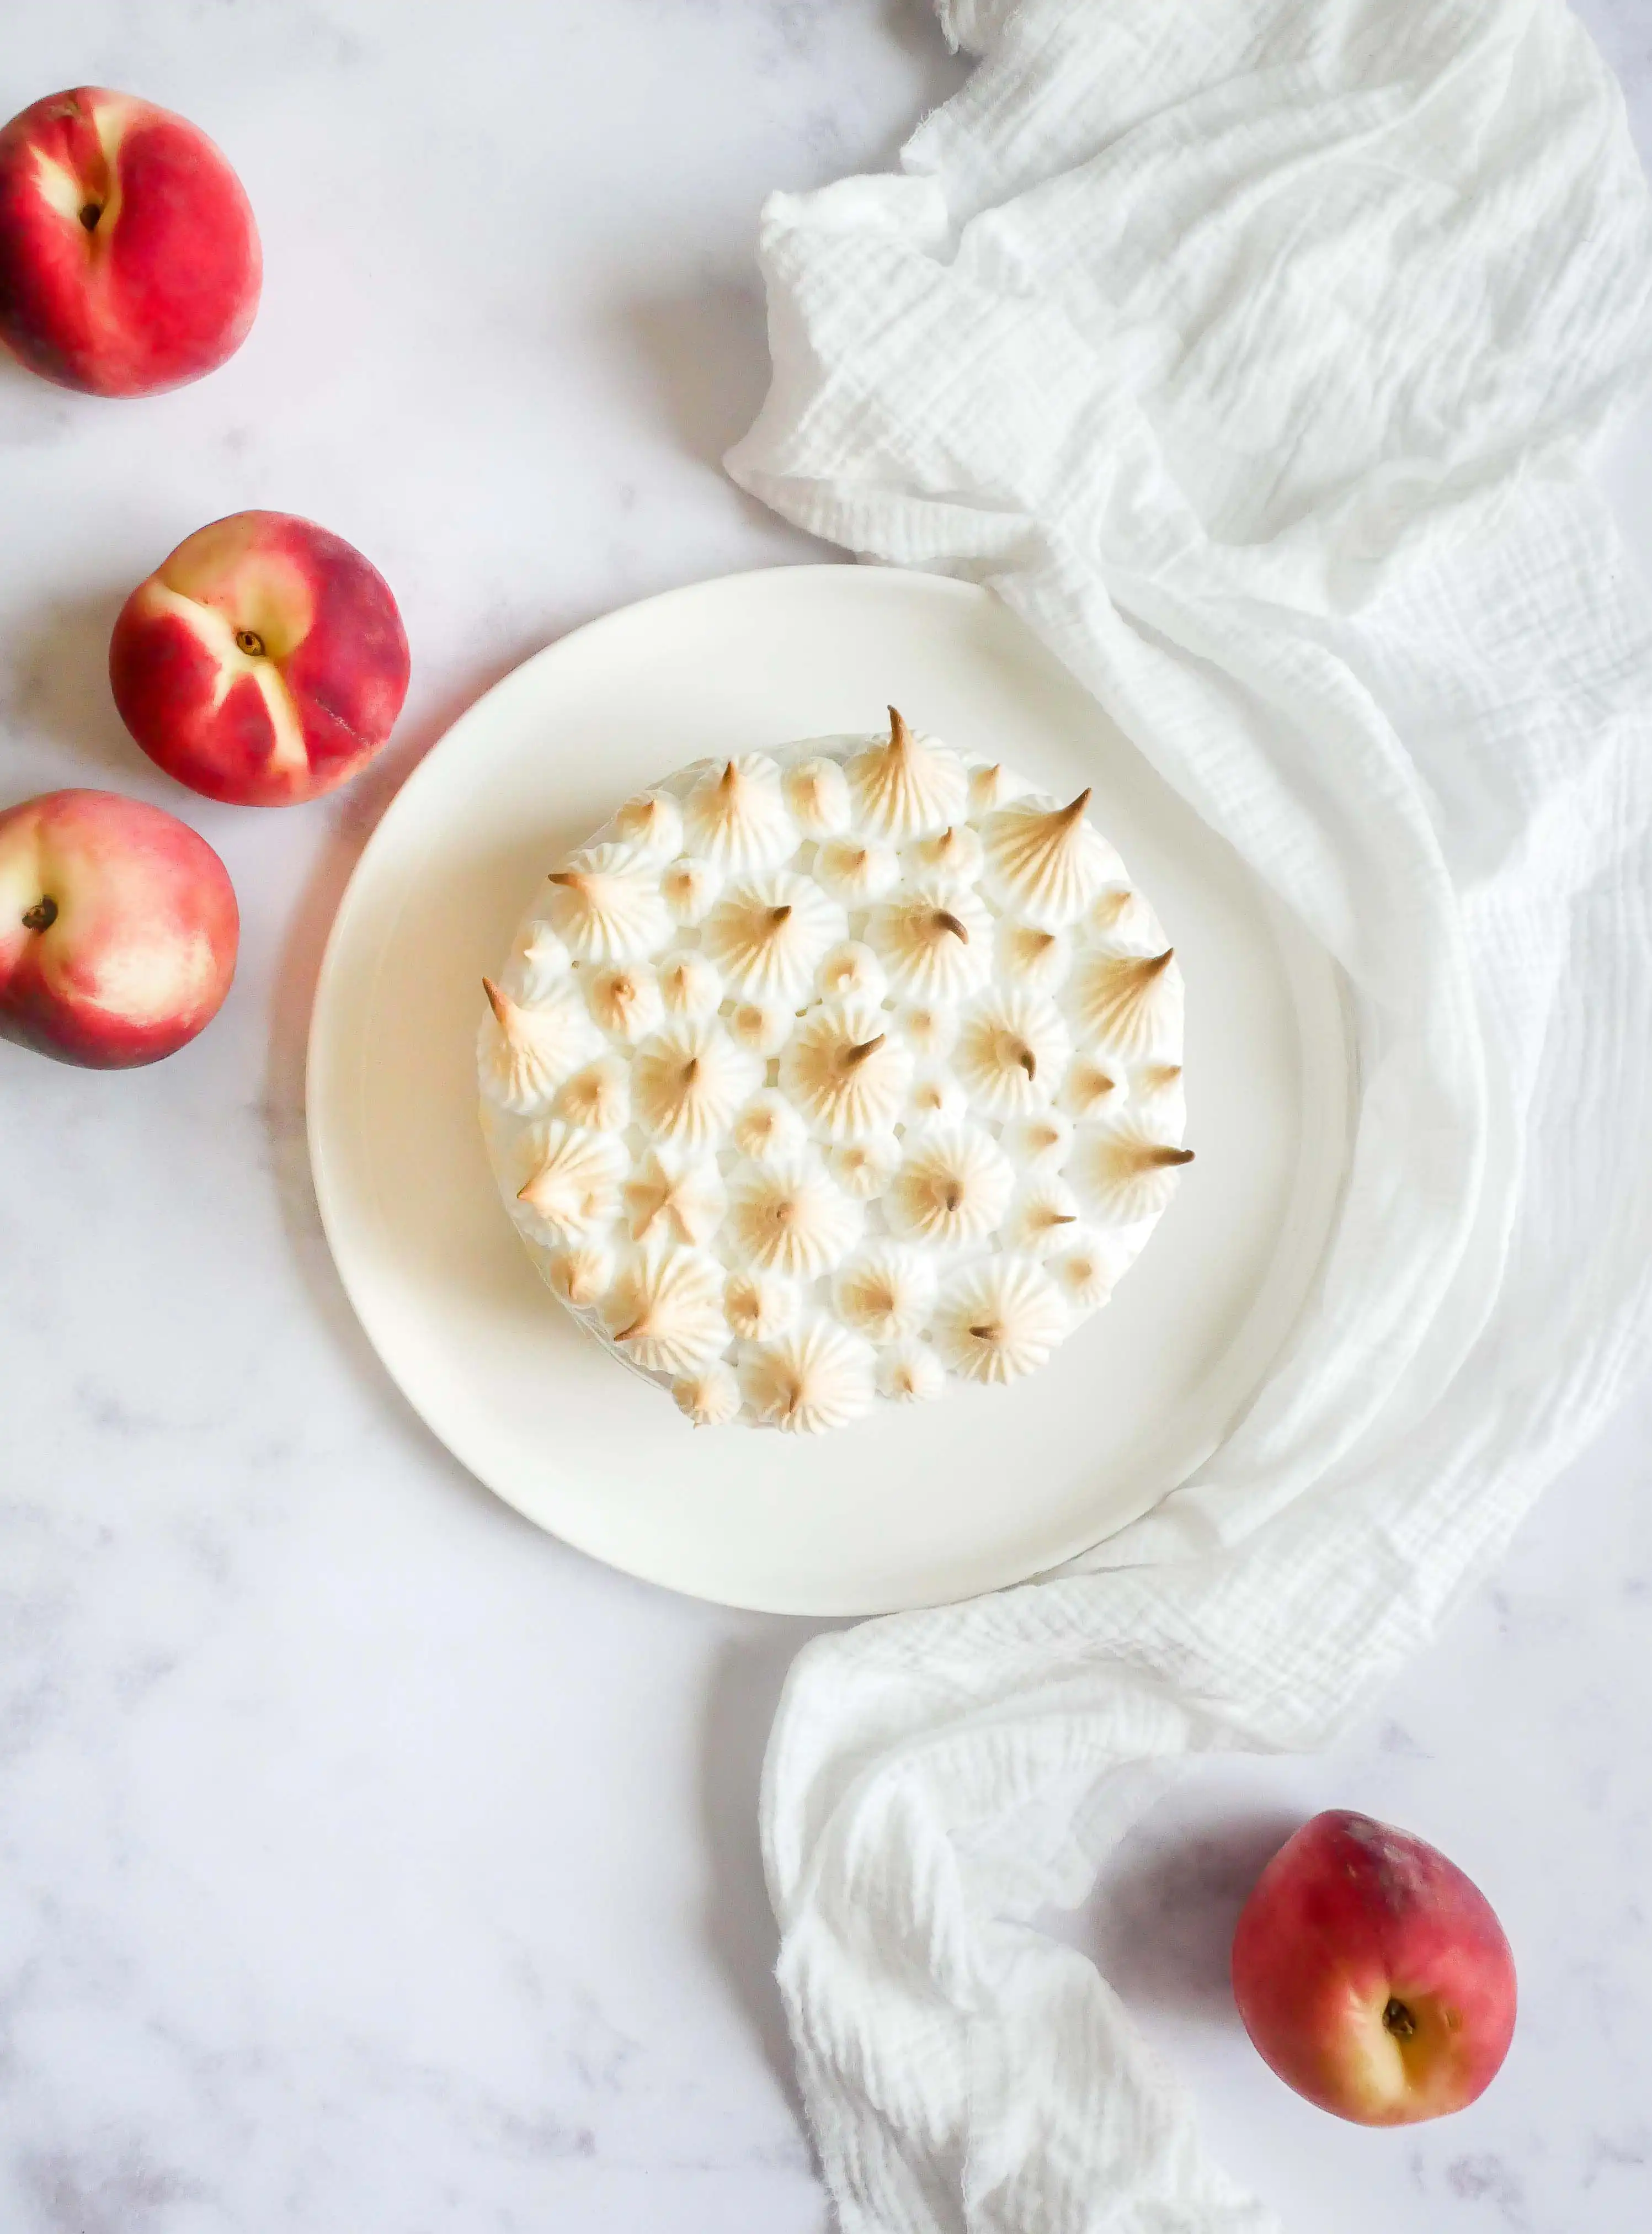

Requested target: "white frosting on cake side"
[{"left": 479, "top": 714, "right": 1190, "bottom": 1435}]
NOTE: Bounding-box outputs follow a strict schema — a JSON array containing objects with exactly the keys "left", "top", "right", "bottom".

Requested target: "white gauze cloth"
[{"left": 725, "top": 1, "right": 1652, "bottom": 2227}]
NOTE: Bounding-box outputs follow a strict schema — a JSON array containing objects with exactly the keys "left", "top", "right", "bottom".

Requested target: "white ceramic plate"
[{"left": 307, "top": 567, "right": 1350, "bottom": 1615}]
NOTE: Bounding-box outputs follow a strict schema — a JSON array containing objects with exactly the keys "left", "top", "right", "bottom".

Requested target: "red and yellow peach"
[
  {"left": 1230, "top": 1810, "right": 1517, "bottom": 2126},
  {"left": 0, "top": 789, "right": 239, "bottom": 1068},
  {"left": 110, "top": 511, "right": 411, "bottom": 807},
  {"left": 0, "top": 86, "right": 260, "bottom": 397}
]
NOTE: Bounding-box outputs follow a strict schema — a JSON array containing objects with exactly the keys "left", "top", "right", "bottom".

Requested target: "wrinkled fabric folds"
[{"left": 726, "top": 2, "right": 1652, "bottom": 2226}]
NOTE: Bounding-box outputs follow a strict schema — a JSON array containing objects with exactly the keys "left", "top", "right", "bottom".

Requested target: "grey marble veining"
[{"left": 1, "top": 4, "right": 1650, "bottom": 2230}]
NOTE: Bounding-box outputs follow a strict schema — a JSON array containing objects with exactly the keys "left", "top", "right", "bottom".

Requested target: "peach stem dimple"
[
  {"left": 22, "top": 897, "right": 58, "bottom": 933},
  {"left": 79, "top": 203, "right": 102, "bottom": 232},
  {"left": 235, "top": 629, "right": 267, "bottom": 657}
]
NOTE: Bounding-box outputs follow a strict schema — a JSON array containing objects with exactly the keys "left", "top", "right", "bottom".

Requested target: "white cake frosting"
[{"left": 479, "top": 712, "right": 1190, "bottom": 1435}]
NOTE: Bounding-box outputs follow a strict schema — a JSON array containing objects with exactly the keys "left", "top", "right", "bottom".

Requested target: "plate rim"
[{"left": 306, "top": 562, "right": 1350, "bottom": 1613}]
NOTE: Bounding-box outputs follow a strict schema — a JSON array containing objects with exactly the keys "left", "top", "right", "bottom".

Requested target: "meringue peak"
[
  {"left": 1071, "top": 946, "right": 1182, "bottom": 1060},
  {"left": 982, "top": 791, "right": 1117, "bottom": 929},
  {"left": 848, "top": 707, "right": 968, "bottom": 842}
]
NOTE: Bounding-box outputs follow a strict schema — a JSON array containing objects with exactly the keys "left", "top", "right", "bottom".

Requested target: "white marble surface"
[{"left": 2, "top": 4, "right": 1650, "bottom": 2229}]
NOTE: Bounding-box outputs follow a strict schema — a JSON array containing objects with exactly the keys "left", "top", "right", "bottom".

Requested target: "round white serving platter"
[{"left": 307, "top": 566, "right": 1350, "bottom": 1616}]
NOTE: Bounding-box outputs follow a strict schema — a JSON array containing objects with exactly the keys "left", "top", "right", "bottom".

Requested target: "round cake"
[{"left": 478, "top": 711, "right": 1190, "bottom": 1435}]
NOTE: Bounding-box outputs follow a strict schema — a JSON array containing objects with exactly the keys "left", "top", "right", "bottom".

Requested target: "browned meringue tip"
[
  {"left": 843, "top": 1033, "right": 886, "bottom": 1071},
  {"left": 1055, "top": 788, "right": 1093, "bottom": 827},
  {"left": 482, "top": 976, "right": 510, "bottom": 1024},
  {"left": 545, "top": 869, "right": 580, "bottom": 890},
  {"left": 887, "top": 705, "right": 911, "bottom": 754},
  {"left": 934, "top": 909, "right": 969, "bottom": 942}
]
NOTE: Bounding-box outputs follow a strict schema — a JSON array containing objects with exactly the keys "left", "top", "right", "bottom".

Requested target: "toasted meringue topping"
[
  {"left": 848, "top": 708, "right": 969, "bottom": 842},
  {"left": 887, "top": 1125, "right": 1014, "bottom": 1249},
  {"left": 731, "top": 1090, "right": 812, "bottom": 1164},
  {"left": 1071, "top": 1114, "right": 1195, "bottom": 1225},
  {"left": 586, "top": 963, "right": 664, "bottom": 1043},
  {"left": 511, "top": 922, "right": 574, "bottom": 1002},
  {"left": 683, "top": 755, "right": 796, "bottom": 874},
  {"left": 909, "top": 822, "right": 984, "bottom": 886},
  {"left": 817, "top": 939, "right": 887, "bottom": 1006},
  {"left": 672, "top": 1361, "right": 742, "bottom": 1428},
  {"left": 982, "top": 791, "right": 1120, "bottom": 930},
  {"left": 546, "top": 1241, "right": 617, "bottom": 1312},
  {"left": 485, "top": 722, "right": 1185, "bottom": 1434},
  {"left": 480, "top": 978, "right": 604, "bottom": 1114},
  {"left": 657, "top": 950, "right": 724, "bottom": 1020},
  {"left": 781, "top": 1001, "right": 915, "bottom": 1142},
  {"left": 660, "top": 857, "right": 722, "bottom": 927},
  {"left": 907, "top": 1070, "right": 971, "bottom": 1128},
  {"left": 553, "top": 1054, "right": 632, "bottom": 1132},
  {"left": 632, "top": 1022, "right": 763, "bottom": 1148},
  {"left": 603, "top": 1241, "right": 728, "bottom": 1375},
  {"left": 1004, "top": 1175, "right": 1084, "bottom": 1258},
  {"left": 814, "top": 835, "right": 903, "bottom": 906},
  {"left": 724, "top": 1268, "right": 801, "bottom": 1343},
  {"left": 828, "top": 1133, "right": 903, "bottom": 1199},
  {"left": 1138, "top": 1060, "right": 1185, "bottom": 1098},
  {"left": 867, "top": 882, "right": 993, "bottom": 1003},
  {"left": 1061, "top": 1055, "right": 1125, "bottom": 1123},
  {"left": 728, "top": 1161, "right": 862, "bottom": 1278},
  {"left": 1002, "top": 1109, "right": 1075, "bottom": 1169},
  {"left": 996, "top": 921, "right": 1071, "bottom": 995},
  {"left": 896, "top": 1001, "right": 960, "bottom": 1062},
  {"left": 1134, "top": 1062, "right": 1187, "bottom": 1127},
  {"left": 1085, "top": 884, "right": 1159, "bottom": 950},
  {"left": 726, "top": 998, "right": 795, "bottom": 1058},
  {"left": 833, "top": 1242, "right": 937, "bottom": 1342},
  {"left": 967, "top": 760, "right": 1028, "bottom": 816},
  {"left": 1050, "top": 1232, "right": 1132, "bottom": 1312},
  {"left": 877, "top": 1339, "right": 946, "bottom": 1403},
  {"left": 545, "top": 844, "right": 673, "bottom": 961},
  {"left": 612, "top": 789, "right": 684, "bottom": 863},
  {"left": 701, "top": 872, "right": 846, "bottom": 1004},
  {"left": 740, "top": 1318, "right": 877, "bottom": 1435},
  {"left": 624, "top": 1143, "right": 727, "bottom": 1247},
  {"left": 954, "top": 988, "right": 1072, "bottom": 1119},
  {"left": 514, "top": 1121, "right": 628, "bottom": 1244},
  {"left": 934, "top": 1257, "right": 1069, "bottom": 1385},
  {"left": 784, "top": 755, "right": 852, "bottom": 838},
  {"left": 1069, "top": 948, "right": 1183, "bottom": 1062}
]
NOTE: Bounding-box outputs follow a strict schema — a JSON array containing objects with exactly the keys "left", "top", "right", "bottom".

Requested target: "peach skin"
[
  {"left": 0, "top": 789, "right": 238, "bottom": 1068},
  {"left": 0, "top": 86, "right": 260, "bottom": 396},
  {"left": 110, "top": 512, "right": 412, "bottom": 807},
  {"left": 1231, "top": 1810, "right": 1517, "bottom": 2126}
]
